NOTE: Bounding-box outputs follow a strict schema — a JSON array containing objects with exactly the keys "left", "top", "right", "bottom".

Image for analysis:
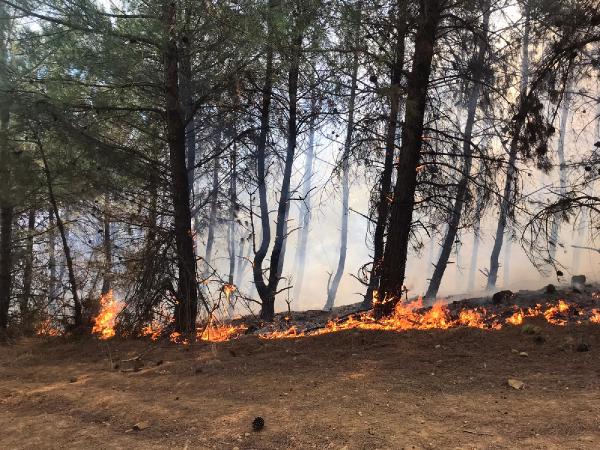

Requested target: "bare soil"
[{"left": 2, "top": 320, "right": 600, "bottom": 449}]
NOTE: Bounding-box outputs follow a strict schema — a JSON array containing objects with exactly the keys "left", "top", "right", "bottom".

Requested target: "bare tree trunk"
[
  {"left": 467, "top": 201, "right": 482, "bottom": 292},
  {"left": 100, "top": 195, "right": 112, "bottom": 295},
  {"left": 261, "top": 33, "right": 303, "bottom": 321},
  {"left": 292, "top": 100, "right": 316, "bottom": 302},
  {"left": 204, "top": 153, "right": 220, "bottom": 271},
  {"left": 377, "top": 0, "right": 442, "bottom": 315},
  {"left": 21, "top": 209, "right": 36, "bottom": 330},
  {"left": 253, "top": 0, "right": 276, "bottom": 319},
  {"left": 48, "top": 208, "right": 58, "bottom": 306},
  {"left": 162, "top": 0, "right": 198, "bottom": 332},
  {"left": 487, "top": 5, "right": 530, "bottom": 291},
  {"left": 425, "top": 2, "right": 490, "bottom": 300},
  {"left": 549, "top": 81, "right": 572, "bottom": 260},
  {"left": 0, "top": 97, "right": 13, "bottom": 330},
  {"left": 364, "top": 7, "right": 406, "bottom": 308},
  {"left": 325, "top": 35, "right": 359, "bottom": 310},
  {"left": 38, "top": 142, "right": 82, "bottom": 329},
  {"left": 227, "top": 144, "right": 237, "bottom": 285},
  {"left": 0, "top": 206, "right": 13, "bottom": 330}
]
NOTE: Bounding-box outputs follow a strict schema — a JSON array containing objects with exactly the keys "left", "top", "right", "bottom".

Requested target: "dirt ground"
[{"left": 2, "top": 319, "right": 600, "bottom": 449}]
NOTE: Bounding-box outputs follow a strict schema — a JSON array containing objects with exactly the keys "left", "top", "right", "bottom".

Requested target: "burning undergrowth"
[{"left": 39, "top": 285, "right": 600, "bottom": 343}]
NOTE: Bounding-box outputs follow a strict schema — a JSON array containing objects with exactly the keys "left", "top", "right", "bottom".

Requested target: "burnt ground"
[{"left": 2, "top": 318, "right": 600, "bottom": 449}]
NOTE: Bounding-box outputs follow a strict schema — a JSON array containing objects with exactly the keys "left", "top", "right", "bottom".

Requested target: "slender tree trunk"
[
  {"left": 364, "top": 7, "right": 406, "bottom": 308},
  {"left": 100, "top": 195, "right": 112, "bottom": 295},
  {"left": 0, "top": 97, "right": 13, "bottom": 330},
  {"left": 162, "top": 0, "right": 199, "bottom": 332},
  {"left": 204, "top": 153, "right": 220, "bottom": 272},
  {"left": 0, "top": 206, "right": 13, "bottom": 330},
  {"left": 38, "top": 143, "right": 82, "bottom": 329},
  {"left": 292, "top": 101, "right": 316, "bottom": 302},
  {"left": 487, "top": 5, "right": 530, "bottom": 291},
  {"left": 549, "top": 81, "right": 571, "bottom": 260},
  {"left": 253, "top": 1, "right": 276, "bottom": 318},
  {"left": 227, "top": 143, "right": 237, "bottom": 285},
  {"left": 260, "top": 33, "right": 302, "bottom": 321},
  {"left": 21, "top": 209, "right": 36, "bottom": 329},
  {"left": 467, "top": 198, "right": 483, "bottom": 292},
  {"left": 377, "top": 0, "right": 442, "bottom": 315},
  {"left": 325, "top": 36, "right": 360, "bottom": 310},
  {"left": 425, "top": 2, "right": 490, "bottom": 300},
  {"left": 48, "top": 208, "right": 58, "bottom": 306}
]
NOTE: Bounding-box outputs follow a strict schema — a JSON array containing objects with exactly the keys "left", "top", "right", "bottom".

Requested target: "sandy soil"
[{"left": 1, "top": 319, "right": 600, "bottom": 449}]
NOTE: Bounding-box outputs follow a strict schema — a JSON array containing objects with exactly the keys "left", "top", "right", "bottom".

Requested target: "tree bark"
[
  {"left": 162, "top": 0, "right": 198, "bottom": 332},
  {"left": 425, "top": 2, "right": 490, "bottom": 300},
  {"left": 376, "top": 0, "right": 442, "bottom": 315},
  {"left": 364, "top": 6, "right": 406, "bottom": 308}
]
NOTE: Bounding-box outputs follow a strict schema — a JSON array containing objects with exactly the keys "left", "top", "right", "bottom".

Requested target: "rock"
[
  {"left": 571, "top": 275, "right": 586, "bottom": 291},
  {"left": 132, "top": 421, "right": 150, "bottom": 431},
  {"left": 507, "top": 379, "right": 525, "bottom": 390},
  {"left": 492, "top": 290, "right": 514, "bottom": 305}
]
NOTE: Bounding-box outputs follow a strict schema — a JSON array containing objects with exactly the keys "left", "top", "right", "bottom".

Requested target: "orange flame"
[
  {"left": 92, "top": 291, "right": 122, "bottom": 340},
  {"left": 36, "top": 318, "right": 62, "bottom": 337}
]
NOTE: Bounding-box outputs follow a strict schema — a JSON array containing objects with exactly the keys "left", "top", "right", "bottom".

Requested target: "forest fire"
[
  {"left": 92, "top": 291, "right": 122, "bottom": 340},
  {"left": 260, "top": 297, "right": 600, "bottom": 340}
]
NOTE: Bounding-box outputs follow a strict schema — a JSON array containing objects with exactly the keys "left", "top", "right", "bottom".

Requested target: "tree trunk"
[
  {"left": 0, "top": 206, "right": 13, "bottom": 330},
  {"left": 376, "top": 0, "right": 442, "bottom": 315},
  {"left": 21, "top": 209, "right": 36, "bottom": 330},
  {"left": 292, "top": 99, "right": 316, "bottom": 302},
  {"left": 48, "top": 208, "right": 58, "bottom": 306},
  {"left": 487, "top": 5, "right": 530, "bottom": 291},
  {"left": 261, "top": 33, "right": 302, "bottom": 321},
  {"left": 227, "top": 143, "right": 237, "bottom": 285},
  {"left": 204, "top": 152, "right": 220, "bottom": 272},
  {"left": 162, "top": 0, "right": 198, "bottom": 332},
  {"left": 39, "top": 143, "right": 82, "bottom": 329},
  {"left": 325, "top": 35, "right": 359, "bottom": 310},
  {"left": 100, "top": 195, "right": 112, "bottom": 295},
  {"left": 364, "top": 7, "right": 406, "bottom": 308},
  {"left": 425, "top": 2, "right": 490, "bottom": 300},
  {"left": 252, "top": 1, "right": 276, "bottom": 318},
  {"left": 549, "top": 81, "right": 571, "bottom": 260}
]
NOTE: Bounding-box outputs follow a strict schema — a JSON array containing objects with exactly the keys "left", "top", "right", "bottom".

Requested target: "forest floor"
[{"left": 1, "top": 320, "right": 600, "bottom": 449}]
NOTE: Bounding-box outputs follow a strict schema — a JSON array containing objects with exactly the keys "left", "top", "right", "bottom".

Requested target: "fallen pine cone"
[{"left": 252, "top": 416, "right": 265, "bottom": 431}]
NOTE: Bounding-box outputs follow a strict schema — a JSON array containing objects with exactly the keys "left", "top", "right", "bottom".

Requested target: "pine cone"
[{"left": 252, "top": 416, "right": 265, "bottom": 431}]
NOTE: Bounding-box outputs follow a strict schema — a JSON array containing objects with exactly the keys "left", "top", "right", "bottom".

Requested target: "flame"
[
  {"left": 223, "top": 283, "right": 236, "bottom": 301},
  {"left": 36, "top": 318, "right": 62, "bottom": 337},
  {"left": 92, "top": 290, "right": 122, "bottom": 340},
  {"left": 198, "top": 324, "right": 248, "bottom": 342},
  {"left": 590, "top": 309, "right": 600, "bottom": 323},
  {"left": 543, "top": 299, "right": 569, "bottom": 325}
]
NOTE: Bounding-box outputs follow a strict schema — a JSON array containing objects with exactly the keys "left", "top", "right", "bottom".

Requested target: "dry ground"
[{"left": 1, "top": 319, "right": 600, "bottom": 449}]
